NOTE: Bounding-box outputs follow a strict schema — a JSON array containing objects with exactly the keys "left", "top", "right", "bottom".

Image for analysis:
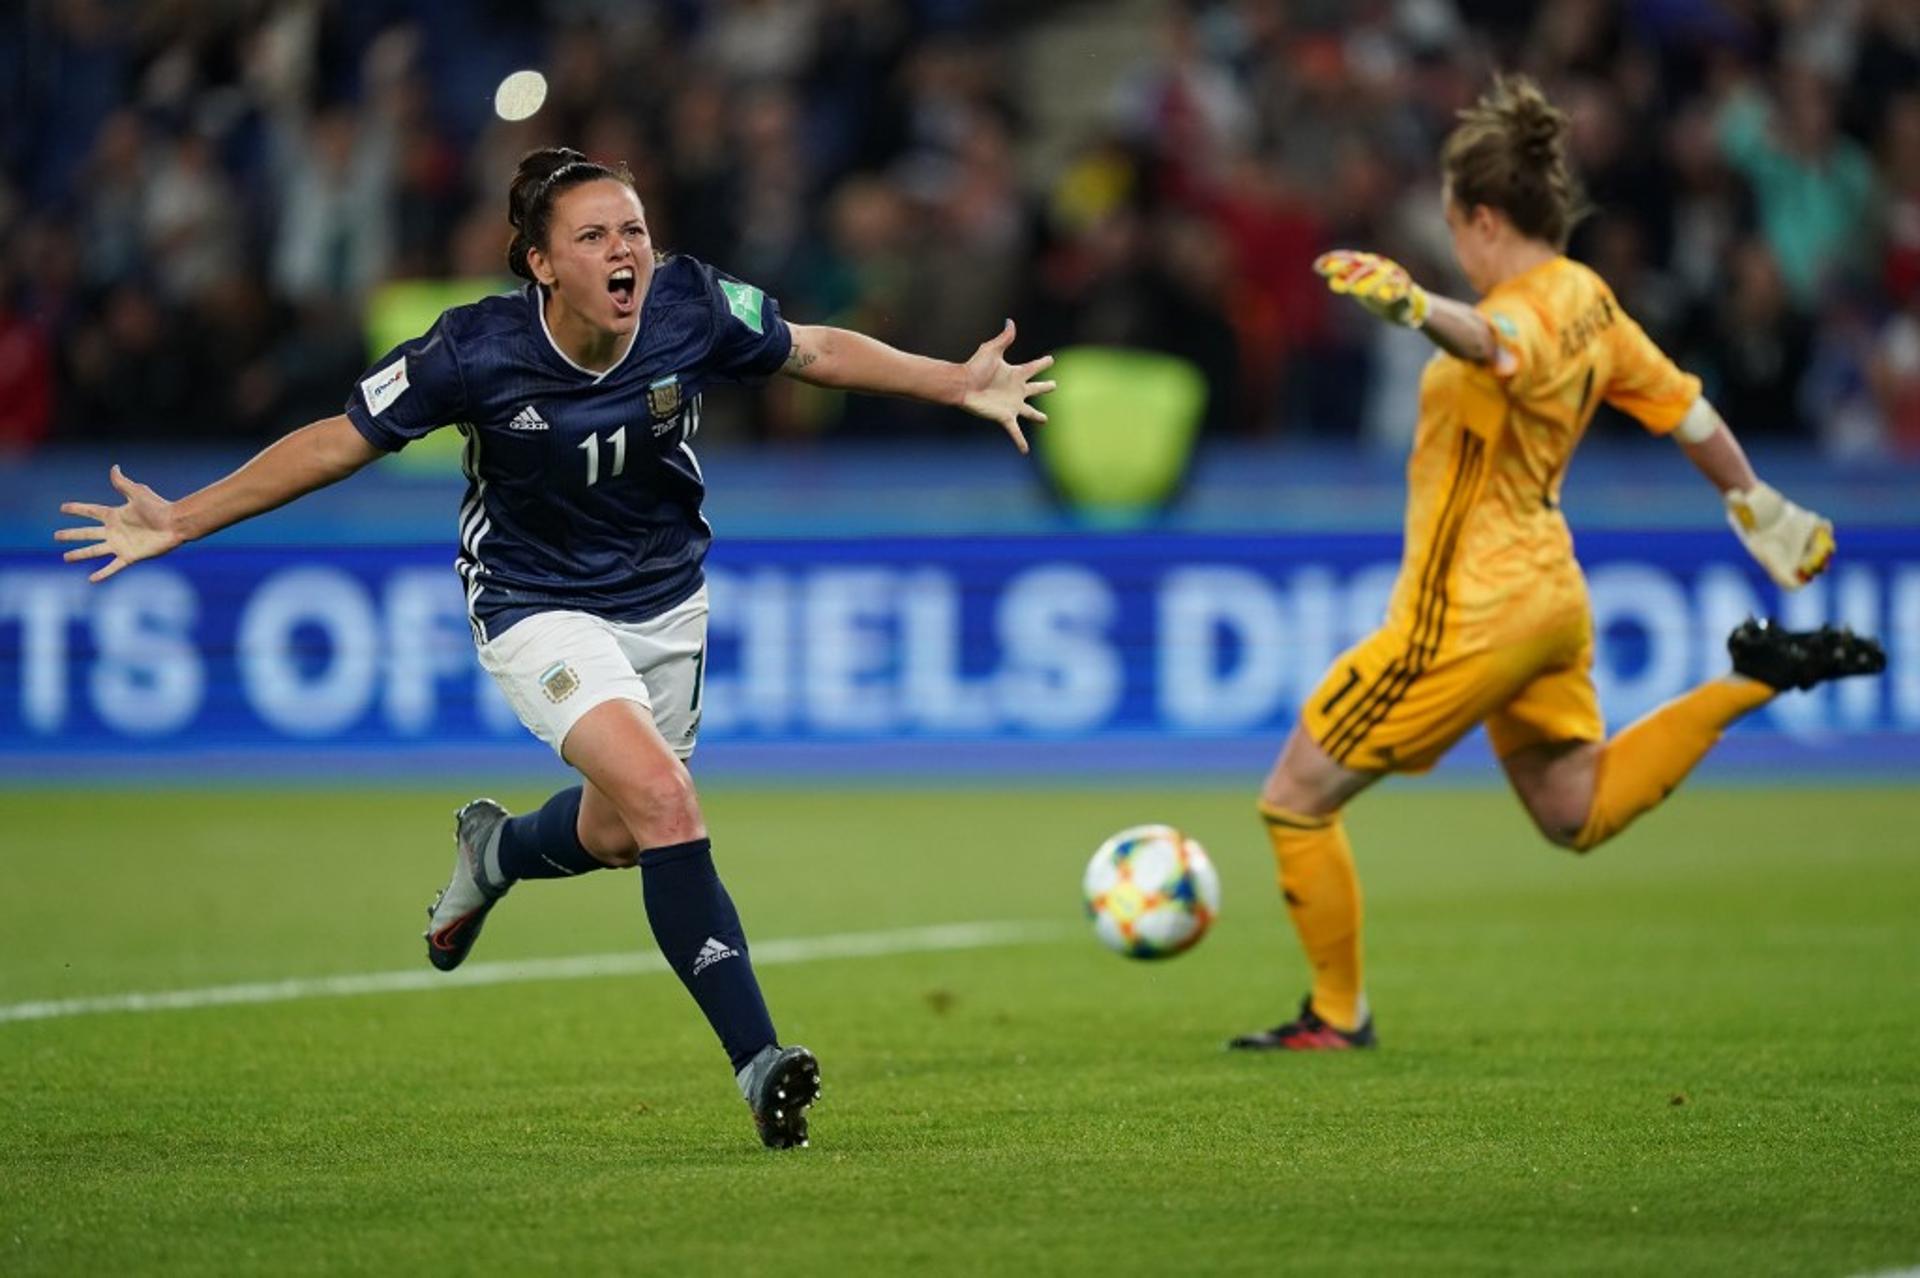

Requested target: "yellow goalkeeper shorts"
[{"left": 1301, "top": 611, "right": 1604, "bottom": 774}]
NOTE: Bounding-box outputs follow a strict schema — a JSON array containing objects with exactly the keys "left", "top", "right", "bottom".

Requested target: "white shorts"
[{"left": 476, "top": 587, "right": 708, "bottom": 760}]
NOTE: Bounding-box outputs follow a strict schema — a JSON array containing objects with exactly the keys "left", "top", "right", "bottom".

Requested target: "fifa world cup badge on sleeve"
[
  {"left": 360, "top": 358, "right": 410, "bottom": 416},
  {"left": 717, "top": 279, "right": 765, "bottom": 334}
]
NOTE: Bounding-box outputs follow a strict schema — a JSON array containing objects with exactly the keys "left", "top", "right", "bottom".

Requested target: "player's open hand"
[
  {"left": 1314, "top": 250, "right": 1431, "bottom": 329},
  {"left": 54, "top": 465, "right": 183, "bottom": 583},
  {"left": 959, "top": 320, "right": 1054, "bottom": 454}
]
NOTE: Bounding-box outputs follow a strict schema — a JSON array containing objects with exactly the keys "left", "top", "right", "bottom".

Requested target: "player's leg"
[
  {"left": 1495, "top": 739, "right": 1598, "bottom": 848},
  {"left": 1236, "top": 629, "right": 1567, "bottom": 1050},
  {"left": 1498, "top": 688, "right": 1772, "bottom": 852},
  {"left": 1230, "top": 722, "right": 1382, "bottom": 1049},
  {"left": 562, "top": 698, "right": 818, "bottom": 1149},
  {"left": 1236, "top": 623, "right": 1458, "bottom": 1051},
  {"left": 1498, "top": 619, "right": 1886, "bottom": 852},
  {"left": 574, "top": 780, "right": 642, "bottom": 865},
  {"left": 607, "top": 585, "right": 819, "bottom": 1147},
  {"left": 426, "top": 784, "right": 638, "bottom": 971},
  {"left": 426, "top": 612, "right": 650, "bottom": 970}
]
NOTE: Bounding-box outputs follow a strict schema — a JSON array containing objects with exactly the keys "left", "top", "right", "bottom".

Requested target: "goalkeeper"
[{"left": 1232, "top": 74, "right": 1886, "bottom": 1052}]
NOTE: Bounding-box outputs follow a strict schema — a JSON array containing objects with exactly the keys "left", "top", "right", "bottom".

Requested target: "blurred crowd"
[{"left": 2, "top": 0, "right": 1918, "bottom": 457}]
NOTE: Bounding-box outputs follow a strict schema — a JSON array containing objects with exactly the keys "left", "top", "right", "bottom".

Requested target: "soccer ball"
[{"left": 1082, "top": 824, "right": 1220, "bottom": 959}]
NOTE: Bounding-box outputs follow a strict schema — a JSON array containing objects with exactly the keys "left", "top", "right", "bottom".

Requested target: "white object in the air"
[{"left": 494, "top": 70, "right": 549, "bottom": 122}]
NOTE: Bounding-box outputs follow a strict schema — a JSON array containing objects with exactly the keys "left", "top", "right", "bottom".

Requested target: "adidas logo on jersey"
[
  {"left": 507, "top": 405, "right": 549, "bottom": 432},
  {"left": 691, "top": 936, "right": 740, "bottom": 976}
]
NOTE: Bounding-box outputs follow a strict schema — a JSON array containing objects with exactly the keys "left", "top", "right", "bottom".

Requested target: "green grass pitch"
[{"left": 2, "top": 784, "right": 1916, "bottom": 1276}]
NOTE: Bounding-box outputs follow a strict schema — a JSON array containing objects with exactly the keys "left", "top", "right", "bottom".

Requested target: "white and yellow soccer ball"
[{"left": 1082, "top": 824, "right": 1220, "bottom": 959}]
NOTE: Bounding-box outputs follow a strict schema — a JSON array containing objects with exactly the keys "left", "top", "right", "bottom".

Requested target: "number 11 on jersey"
[{"left": 579, "top": 427, "right": 627, "bottom": 485}]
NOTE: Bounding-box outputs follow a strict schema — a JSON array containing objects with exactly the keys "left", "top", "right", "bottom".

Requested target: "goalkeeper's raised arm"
[{"left": 1311, "top": 246, "right": 1834, "bottom": 591}]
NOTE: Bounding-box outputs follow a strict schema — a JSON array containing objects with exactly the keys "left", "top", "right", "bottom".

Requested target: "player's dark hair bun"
[
  {"left": 504, "top": 147, "right": 636, "bottom": 282},
  {"left": 508, "top": 147, "right": 588, "bottom": 229}
]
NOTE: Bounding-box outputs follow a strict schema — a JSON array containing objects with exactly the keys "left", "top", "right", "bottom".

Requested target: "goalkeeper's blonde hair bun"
[{"left": 1441, "top": 73, "right": 1587, "bottom": 249}]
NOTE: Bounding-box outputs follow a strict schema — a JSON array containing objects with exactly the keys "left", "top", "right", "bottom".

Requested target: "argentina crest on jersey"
[
  {"left": 647, "top": 374, "right": 681, "bottom": 422},
  {"left": 648, "top": 374, "right": 695, "bottom": 438}
]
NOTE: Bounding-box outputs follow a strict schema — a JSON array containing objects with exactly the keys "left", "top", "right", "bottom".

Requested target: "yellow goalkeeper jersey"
[{"left": 1385, "top": 255, "right": 1702, "bottom": 655}]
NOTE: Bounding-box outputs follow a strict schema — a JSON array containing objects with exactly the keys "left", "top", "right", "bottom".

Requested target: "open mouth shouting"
[{"left": 608, "top": 265, "right": 638, "bottom": 317}]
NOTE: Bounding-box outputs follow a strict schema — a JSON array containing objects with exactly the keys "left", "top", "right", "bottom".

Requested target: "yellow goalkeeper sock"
[
  {"left": 1573, "top": 676, "right": 1774, "bottom": 851},
  {"left": 1259, "top": 802, "right": 1366, "bottom": 1031}
]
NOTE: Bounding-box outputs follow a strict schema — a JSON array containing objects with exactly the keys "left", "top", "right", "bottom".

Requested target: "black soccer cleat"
[
  {"left": 741, "top": 1045, "right": 822, "bottom": 1149},
  {"left": 1727, "top": 618, "right": 1887, "bottom": 692},
  {"left": 1229, "top": 996, "right": 1377, "bottom": 1052}
]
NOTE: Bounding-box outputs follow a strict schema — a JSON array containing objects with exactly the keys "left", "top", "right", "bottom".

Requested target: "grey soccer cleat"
[
  {"left": 424, "top": 799, "right": 512, "bottom": 972},
  {"left": 738, "top": 1045, "right": 822, "bottom": 1150}
]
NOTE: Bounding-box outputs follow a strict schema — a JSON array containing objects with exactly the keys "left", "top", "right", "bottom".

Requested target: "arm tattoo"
[{"left": 784, "top": 344, "right": 819, "bottom": 372}]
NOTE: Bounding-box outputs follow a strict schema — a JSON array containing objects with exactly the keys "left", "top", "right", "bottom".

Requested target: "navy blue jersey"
[{"left": 345, "top": 256, "right": 790, "bottom": 641}]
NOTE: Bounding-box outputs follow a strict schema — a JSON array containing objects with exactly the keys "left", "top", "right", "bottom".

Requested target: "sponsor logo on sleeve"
[
  {"left": 717, "top": 279, "right": 765, "bottom": 335},
  {"left": 359, "top": 358, "right": 410, "bottom": 417}
]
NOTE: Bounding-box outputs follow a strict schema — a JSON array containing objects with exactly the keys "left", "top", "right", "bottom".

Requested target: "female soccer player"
[
  {"left": 55, "top": 147, "right": 1055, "bottom": 1144},
  {"left": 1229, "top": 77, "right": 1884, "bottom": 1052}
]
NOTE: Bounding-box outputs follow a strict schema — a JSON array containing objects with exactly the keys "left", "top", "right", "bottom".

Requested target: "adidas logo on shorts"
[
  {"left": 508, "top": 405, "right": 549, "bottom": 431},
  {"left": 691, "top": 936, "right": 739, "bottom": 976}
]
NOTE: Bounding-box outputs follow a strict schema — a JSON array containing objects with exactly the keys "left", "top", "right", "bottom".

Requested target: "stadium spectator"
[
  {"left": 1682, "top": 238, "right": 1815, "bottom": 439},
  {"left": 1664, "top": 104, "right": 1757, "bottom": 313},
  {"left": 0, "top": 257, "right": 53, "bottom": 453},
  {"left": 144, "top": 130, "right": 245, "bottom": 304},
  {"left": 1715, "top": 64, "right": 1878, "bottom": 305},
  {"left": 1881, "top": 92, "right": 1920, "bottom": 309},
  {"left": 63, "top": 285, "right": 197, "bottom": 439},
  {"left": 77, "top": 111, "right": 149, "bottom": 292},
  {"left": 270, "top": 104, "right": 395, "bottom": 304},
  {"left": 1802, "top": 286, "right": 1889, "bottom": 461},
  {"left": 661, "top": 76, "right": 742, "bottom": 266},
  {"left": 1871, "top": 289, "right": 1920, "bottom": 457}
]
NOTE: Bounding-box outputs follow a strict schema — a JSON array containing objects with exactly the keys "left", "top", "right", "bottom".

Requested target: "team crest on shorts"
[
  {"left": 647, "top": 375, "right": 682, "bottom": 421},
  {"left": 539, "top": 661, "right": 579, "bottom": 703}
]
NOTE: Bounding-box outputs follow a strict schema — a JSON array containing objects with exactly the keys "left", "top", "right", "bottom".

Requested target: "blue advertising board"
[{"left": 3, "top": 529, "right": 1914, "bottom": 779}]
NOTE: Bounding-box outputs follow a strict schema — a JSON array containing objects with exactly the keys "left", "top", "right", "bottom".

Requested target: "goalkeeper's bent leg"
[{"left": 1571, "top": 677, "right": 1773, "bottom": 851}]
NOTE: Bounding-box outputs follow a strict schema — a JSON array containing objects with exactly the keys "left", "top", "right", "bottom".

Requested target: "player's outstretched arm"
[
  {"left": 1312, "top": 250, "right": 1500, "bottom": 365},
  {"left": 780, "top": 320, "right": 1055, "bottom": 454},
  {"left": 1669, "top": 398, "right": 1835, "bottom": 590},
  {"left": 54, "top": 414, "right": 383, "bottom": 583}
]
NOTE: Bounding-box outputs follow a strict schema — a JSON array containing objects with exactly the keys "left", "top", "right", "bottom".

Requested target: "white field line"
[{"left": 0, "top": 920, "right": 1065, "bottom": 1026}]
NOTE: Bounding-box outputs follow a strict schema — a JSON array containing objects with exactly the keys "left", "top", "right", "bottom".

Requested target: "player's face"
[
  {"left": 1442, "top": 188, "right": 1494, "bottom": 295},
  {"left": 532, "top": 180, "right": 654, "bottom": 334}
]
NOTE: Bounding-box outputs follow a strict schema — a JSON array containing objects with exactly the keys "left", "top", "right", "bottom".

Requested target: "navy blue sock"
[
  {"left": 490, "top": 787, "right": 606, "bottom": 882},
  {"left": 640, "top": 838, "right": 778, "bottom": 1071}
]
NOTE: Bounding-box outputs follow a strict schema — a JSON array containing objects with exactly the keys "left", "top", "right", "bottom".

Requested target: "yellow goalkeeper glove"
[
  {"left": 1313, "top": 250, "right": 1431, "bottom": 328},
  {"left": 1725, "top": 482, "right": 1836, "bottom": 590}
]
